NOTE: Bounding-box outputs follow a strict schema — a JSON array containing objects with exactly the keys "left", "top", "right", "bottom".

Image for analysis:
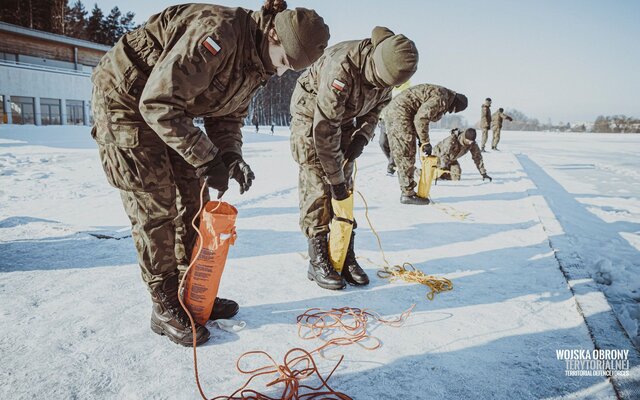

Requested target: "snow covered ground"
[{"left": 1, "top": 125, "right": 638, "bottom": 399}]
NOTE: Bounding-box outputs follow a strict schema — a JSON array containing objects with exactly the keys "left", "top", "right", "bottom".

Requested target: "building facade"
[{"left": 0, "top": 21, "right": 110, "bottom": 126}]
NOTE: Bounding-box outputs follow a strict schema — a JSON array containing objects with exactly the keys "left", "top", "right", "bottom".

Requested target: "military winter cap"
[
  {"left": 464, "top": 128, "right": 477, "bottom": 141},
  {"left": 371, "top": 26, "right": 418, "bottom": 86},
  {"left": 274, "top": 8, "right": 329, "bottom": 71},
  {"left": 485, "top": 98, "right": 492, "bottom": 102},
  {"left": 450, "top": 93, "right": 468, "bottom": 113}
]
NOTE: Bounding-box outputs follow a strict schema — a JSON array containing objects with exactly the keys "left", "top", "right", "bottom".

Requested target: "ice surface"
[{"left": 1, "top": 125, "right": 638, "bottom": 399}]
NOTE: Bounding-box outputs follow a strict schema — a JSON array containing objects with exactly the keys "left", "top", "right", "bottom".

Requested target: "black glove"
[
  {"left": 196, "top": 154, "right": 229, "bottom": 199},
  {"left": 330, "top": 182, "right": 350, "bottom": 201},
  {"left": 482, "top": 173, "right": 492, "bottom": 182},
  {"left": 222, "top": 153, "right": 255, "bottom": 195},
  {"left": 344, "top": 134, "right": 368, "bottom": 162},
  {"left": 422, "top": 143, "right": 432, "bottom": 156}
]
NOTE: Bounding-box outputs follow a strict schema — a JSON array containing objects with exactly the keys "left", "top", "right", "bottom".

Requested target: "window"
[
  {"left": 10, "top": 96, "right": 35, "bottom": 125},
  {"left": 41, "top": 98, "right": 61, "bottom": 125},
  {"left": 0, "top": 95, "right": 5, "bottom": 124},
  {"left": 66, "top": 100, "right": 84, "bottom": 125},
  {"left": 0, "top": 52, "right": 18, "bottom": 62}
]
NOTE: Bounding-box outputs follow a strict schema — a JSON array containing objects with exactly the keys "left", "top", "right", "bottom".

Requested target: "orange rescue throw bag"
[{"left": 184, "top": 201, "right": 237, "bottom": 325}]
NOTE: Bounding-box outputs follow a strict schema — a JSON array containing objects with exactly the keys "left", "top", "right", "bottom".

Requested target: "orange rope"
[
  {"left": 212, "top": 305, "right": 414, "bottom": 399},
  {"left": 177, "top": 182, "right": 221, "bottom": 400},
  {"left": 296, "top": 306, "right": 415, "bottom": 354}
]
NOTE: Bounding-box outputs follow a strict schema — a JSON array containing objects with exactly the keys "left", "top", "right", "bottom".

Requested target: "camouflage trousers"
[
  {"left": 438, "top": 161, "right": 461, "bottom": 181},
  {"left": 481, "top": 128, "right": 490, "bottom": 150},
  {"left": 492, "top": 127, "right": 502, "bottom": 149},
  {"left": 92, "top": 88, "right": 208, "bottom": 290},
  {"left": 378, "top": 129, "right": 395, "bottom": 169},
  {"left": 385, "top": 114, "right": 419, "bottom": 195},
  {"left": 290, "top": 116, "right": 355, "bottom": 238}
]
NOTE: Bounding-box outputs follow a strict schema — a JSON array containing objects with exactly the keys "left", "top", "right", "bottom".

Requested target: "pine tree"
[
  {"left": 50, "top": 0, "right": 67, "bottom": 34},
  {"left": 31, "top": 0, "right": 53, "bottom": 32},
  {"left": 86, "top": 4, "right": 106, "bottom": 44},
  {"left": 65, "top": 0, "right": 88, "bottom": 40},
  {"left": 120, "top": 10, "right": 136, "bottom": 33},
  {"left": 103, "top": 6, "right": 122, "bottom": 45}
]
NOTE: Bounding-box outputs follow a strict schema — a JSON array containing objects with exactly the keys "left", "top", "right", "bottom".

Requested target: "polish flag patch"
[
  {"left": 332, "top": 79, "right": 346, "bottom": 92},
  {"left": 202, "top": 36, "right": 221, "bottom": 56}
]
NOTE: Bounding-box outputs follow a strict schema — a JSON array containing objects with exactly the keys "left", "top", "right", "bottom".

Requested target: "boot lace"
[{"left": 159, "top": 283, "right": 192, "bottom": 328}]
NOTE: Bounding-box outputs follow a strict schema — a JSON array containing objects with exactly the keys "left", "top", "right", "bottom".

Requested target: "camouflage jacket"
[
  {"left": 491, "top": 110, "right": 513, "bottom": 129},
  {"left": 480, "top": 102, "right": 492, "bottom": 129},
  {"left": 433, "top": 129, "right": 486, "bottom": 175},
  {"left": 290, "top": 40, "right": 393, "bottom": 185},
  {"left": 384, "top": 84, "right": 457, "bottom": 145},
  {"left": 92, "top": 4, "right": 275, "bottom": 167}
]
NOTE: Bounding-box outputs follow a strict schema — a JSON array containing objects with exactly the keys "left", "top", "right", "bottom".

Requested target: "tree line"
[
  {"left": 500, "top": 109, "right": 640, "bottom": 133},
  {"left": 247, "top": 70, "right": 301, "bottom": 127},
  {"left": 0, "top": 0, "right": 138, "bottom": 46}
]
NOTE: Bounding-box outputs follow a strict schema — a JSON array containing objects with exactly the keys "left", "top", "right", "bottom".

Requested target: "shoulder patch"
[
  {"left": 332, "top": 79, "right": 346, "bottom": 92},
  {"left": 202, "top": 36, "right": 221, "bottom": 56}
]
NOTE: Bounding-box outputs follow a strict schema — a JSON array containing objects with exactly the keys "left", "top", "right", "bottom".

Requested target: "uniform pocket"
[
  {"left": 97, "top": 135, "right": 171, "bottom": 192},
  {"left": 92, "top": 89, "right": 141, "bottom": 148},
  {"left": 289, "top": 117, "right": 317, "bottom": 165}
]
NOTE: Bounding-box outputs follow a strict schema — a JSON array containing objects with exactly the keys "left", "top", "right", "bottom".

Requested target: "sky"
[{"left": 89, "top": 0, "right": 640, "bottom": 124}]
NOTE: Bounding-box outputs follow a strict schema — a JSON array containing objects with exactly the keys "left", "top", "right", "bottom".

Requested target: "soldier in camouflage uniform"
[
  {"left": 480, "top": 98, "right": 492, "bottom": 152},
  {"left": 433, "top": 128, "right": 492, "bottom": 182},
  {"left": 91, "top": 1, "right": 329, "bottom": 346},
  {"left": 290, "top": 26, "right": 418, "bottom": 290},
  {"left": 384, "top": 84, "right": 468, "bottom": 205},
  {"left": 490, "top": 107, "right": 513, "bottom": 150}
]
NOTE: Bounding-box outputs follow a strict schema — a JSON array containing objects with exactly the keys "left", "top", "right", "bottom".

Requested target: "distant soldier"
[
  {"left": 433, "top": 128, "right": 492, "bottom": 182},
  {"left": 480, "top": 98, "right": 492, "bottom": 152},
  {"left": 252, "top": 114, "right": 259, "bottom": 133},
  {"left": 270, "top": 123, "right": 275, "bottom": 134},
  {"left": 377, "top": 117, "right": 396, "bottom": 175},
  {"left": 384, "top": 83, "right": 468, "bottom": 204},
  {"left": 490, "top": 107, "right": 513, "bottom": 150}
]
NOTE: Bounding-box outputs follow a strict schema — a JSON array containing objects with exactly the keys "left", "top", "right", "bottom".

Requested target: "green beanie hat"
[
  {"left": 274, "top": 8, "right": 330, "bottom": 71},
  {"left": 449, "top": 93, "right": 468, "bottom": 113},
  {"left": 464, "top": 128, "right": 477, "bottom": 141},
  {"left": 371, "top": 26, "right": 418, "bottom": 86}
]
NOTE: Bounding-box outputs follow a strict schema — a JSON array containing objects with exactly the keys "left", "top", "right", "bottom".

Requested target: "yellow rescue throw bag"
[
  {"left": 184, "top": 201, "right": 237, "bottom": 325},
  {"left": 417, "top": 155, "right": 439, "bottom": 199},
  {"left": 328, "top": 193, "right": 354, "bottom": 273}
]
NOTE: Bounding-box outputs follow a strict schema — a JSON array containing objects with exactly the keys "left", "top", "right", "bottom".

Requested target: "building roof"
[{"left": 0, "top": 21, "right": 112, "bottom": 52}]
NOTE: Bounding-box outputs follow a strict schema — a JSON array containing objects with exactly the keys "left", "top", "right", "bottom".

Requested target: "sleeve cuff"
[
  {"left": 326, "top": 168, "right": 346, "bottom": 186},
  {"left": 185, "top": 133, "right": 216, "bottom": 168}
]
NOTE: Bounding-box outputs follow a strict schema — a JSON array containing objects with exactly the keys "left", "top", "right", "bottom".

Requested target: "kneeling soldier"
[{"left": 433, "top": 128, "right": 492, "bottom": 182}]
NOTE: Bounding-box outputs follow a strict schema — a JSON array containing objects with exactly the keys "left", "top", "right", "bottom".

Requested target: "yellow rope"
[
  {"left": 430, "top": 201, "right": 470, "bottom": 221},
  {"left": 413, "top": 164, "right": 470, "bottom": 221},
  {"left": 351, "top": 161, "right": 453, "bottom": 300}
]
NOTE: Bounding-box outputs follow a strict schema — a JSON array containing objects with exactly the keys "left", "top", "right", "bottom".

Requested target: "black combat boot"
[
  {"left": 307, "top": 235, "right": 346, "bottom": 290},
  {"left": 150, "top": 275, "right": 210, "bottom": 346},
  {"left": 386, "top": 163, "right": 396, "bottom": 176},
  {"left": 341, "top": 232, "right": 369, "bottom": 286},
  {"left": 400, "top": 193, "right": 431, "bottom": 205},
  {"left": 209, "top": 297, "right": 239, "bottom": 320}
]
